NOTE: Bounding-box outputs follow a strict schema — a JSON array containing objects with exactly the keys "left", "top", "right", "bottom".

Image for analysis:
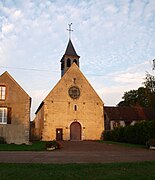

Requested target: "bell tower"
[{"left": 60, "top": 24, "right": 80, "bottom": 77}]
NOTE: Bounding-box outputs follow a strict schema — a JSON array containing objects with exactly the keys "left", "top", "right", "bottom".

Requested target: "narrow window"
[
  {"left": 73, "top": 78, "right": 76, "bottom": 83},
  {"left": 73, "top": 59, "right": 77, "bottom": 65},
  {"left": 74, "top": 105, "right": 77, "bottom": 111},
  {"left": 0, "top": 86, "right": 6, "bottom": 100},
  {"left": 67, "top": 58, "right": 71, "bottom": 67},
  {"left": 0, "top": 108, "right": 7, "bottom": 124}
]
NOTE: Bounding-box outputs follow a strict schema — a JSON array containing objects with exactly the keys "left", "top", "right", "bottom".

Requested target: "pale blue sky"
[{"left": 0, "top": 0, "right": 155, "bottom": 118}]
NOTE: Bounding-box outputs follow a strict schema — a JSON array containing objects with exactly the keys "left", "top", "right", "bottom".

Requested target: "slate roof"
[
  {"left": 64, "top": 39, "right": 79, "bottom": 57},
  {"left": 104, "top": 106, "right": 155, "bottom": 122}
]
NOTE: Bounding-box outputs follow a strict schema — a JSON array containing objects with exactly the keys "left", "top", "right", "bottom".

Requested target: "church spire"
[
  {"left": 60, "top": 24, "right": 80, "bottom": 77},
  {"left": 64, "top": 39, "right": 79, "bottom": 57}
]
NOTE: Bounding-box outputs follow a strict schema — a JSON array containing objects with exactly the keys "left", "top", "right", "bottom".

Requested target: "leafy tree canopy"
[
  {"left": 143, "top": 72, "right": 155, "bottom": 93},
  {"left": 117, "top": 73, "right": 155, "bottom": 108}
]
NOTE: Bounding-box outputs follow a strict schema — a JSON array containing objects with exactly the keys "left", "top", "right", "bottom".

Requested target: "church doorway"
[
  {"left": 56, "top": 128, "right": 63, "bottom": 141},
  {"left": 70, "top": 122, "right": 81, "bottom": 140}
]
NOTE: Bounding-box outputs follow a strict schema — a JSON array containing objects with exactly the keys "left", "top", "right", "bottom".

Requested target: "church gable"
[{"left": 44, "top": 63, "right": 103, "bottom": 104}]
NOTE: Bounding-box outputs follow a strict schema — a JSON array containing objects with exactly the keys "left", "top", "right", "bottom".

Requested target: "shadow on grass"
[{"left": 0, "top": 161, "right": 155, "bottom": 180}]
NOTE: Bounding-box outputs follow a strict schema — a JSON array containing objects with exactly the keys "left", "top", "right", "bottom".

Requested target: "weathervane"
[{"left": 67, "top": 23, "right": 73, "bottom": 39}]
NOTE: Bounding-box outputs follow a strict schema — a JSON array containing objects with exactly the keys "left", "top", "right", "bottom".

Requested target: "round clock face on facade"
[{"left": 68, "top": 86, "right": 80, "bottom": 99}]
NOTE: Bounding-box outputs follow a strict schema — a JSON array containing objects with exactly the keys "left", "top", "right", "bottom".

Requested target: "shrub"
[
  {"left": 146, "top": 138, "right": 155, "bottom": 148},
  {"left": 104, "top": 120, "right": 155, "bottom": 145},
  {"left": 0, "top": 137, "right": 6, "bottom": 144},
  {"left": 45, "top": 141, "right": 61, "bottom": 150},
  {"left": 124, "top": 125, "right": 137, "bottom": 144},
  {"left": 103, "top": 131, "right": 112, "bottom": 141},
  {"left": 116, "top": 126, "right": 126, "bottom": 142}
]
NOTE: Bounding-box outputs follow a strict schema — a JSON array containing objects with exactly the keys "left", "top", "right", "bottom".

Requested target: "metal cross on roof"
[{"left": 67, "top": 23, "right": 73, "bottom": 39}]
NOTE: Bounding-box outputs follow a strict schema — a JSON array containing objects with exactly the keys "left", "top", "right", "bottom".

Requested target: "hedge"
[{"left": 104, "top": 120, "right": 155, "bottom": 145}]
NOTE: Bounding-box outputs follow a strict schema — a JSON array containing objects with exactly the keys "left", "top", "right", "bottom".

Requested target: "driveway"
[{"left": 0, "top": 141, "right": 155, "bottom": 164}]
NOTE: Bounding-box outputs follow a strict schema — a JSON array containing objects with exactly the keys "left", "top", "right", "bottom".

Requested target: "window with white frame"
[
  {"left": 0, "top": 108, "right": 7, "bottom": 124},
  {"left": 0, "top": 86, "right": 6, "bottom": 100}
]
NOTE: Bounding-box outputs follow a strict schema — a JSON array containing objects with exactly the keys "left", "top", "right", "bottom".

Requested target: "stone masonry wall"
[{"left": 0, "top": 72, "right": 31, "bottom": 144}]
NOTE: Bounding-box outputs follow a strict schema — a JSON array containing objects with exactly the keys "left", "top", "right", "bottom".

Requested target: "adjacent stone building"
[
  {"left": 0, "top": 71, "right": 31, "bottom": 144},
  {"left": 34, "top": 40, "right": 104, "bottom": 141},
  {"left": 104, "top": 106, "right": 155, "bottom": 130}
]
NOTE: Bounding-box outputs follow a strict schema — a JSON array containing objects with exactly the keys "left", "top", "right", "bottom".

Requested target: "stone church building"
[{"left": 34, "top": 39, "right": 104, "bottom": 141}]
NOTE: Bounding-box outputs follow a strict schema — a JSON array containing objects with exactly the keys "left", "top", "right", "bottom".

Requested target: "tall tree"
[
  {"left": 143, "top": 72, "right": 155, "bottom": 93},
  {"left": 117, "top": 73, "right": 155, "bottom": 108},
  {"left": 143, "top": 73, "right": 155, "bottom": 108}
]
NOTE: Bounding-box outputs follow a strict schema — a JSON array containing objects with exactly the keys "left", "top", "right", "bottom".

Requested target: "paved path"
[{"left": 0, "top": 141, "right": 155, "bottom": 163}]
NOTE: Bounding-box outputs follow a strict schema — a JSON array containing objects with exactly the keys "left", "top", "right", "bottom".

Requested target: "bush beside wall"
[
  {"left": 0, "top": 137, "right": 6, "bottom": 144},
  {"left": 104, "top": 120, "right": 155, "bottom": 145}
]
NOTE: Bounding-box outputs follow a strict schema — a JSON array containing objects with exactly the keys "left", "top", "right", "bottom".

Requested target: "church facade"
[{"left": 34, "top": 40, "right": 104, "bottom": 141}]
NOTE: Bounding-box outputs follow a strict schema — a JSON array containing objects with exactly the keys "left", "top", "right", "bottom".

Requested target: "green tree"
[
  {"left": 117, "top": 73, "right": 155, "bottom": 108},
  {"left": 122, "top": 89, "right": 138, "bottom": 106},
  {"left": 143, "top": 72, "right": 155, "bottom": 92},
  {"left": 143, "top": 73, "right": 155, "bottom": 107}
]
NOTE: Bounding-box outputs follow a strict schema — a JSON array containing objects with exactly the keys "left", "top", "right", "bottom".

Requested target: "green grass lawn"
[
  {"left": 98, "top": 140, "right": 146, "bottom": 148},
  {"left": 0, "top": 141, "right": 47, "bottom": 151},
  {"left": 0, "top": 140, "right": 146, "bottom": 151},
  {"left": 0, "top": 162, "right": 155, "bottom": 180}
]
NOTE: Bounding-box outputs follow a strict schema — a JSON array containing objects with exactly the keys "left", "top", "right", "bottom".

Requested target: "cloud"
[
  {"left": 13, "top": 10, "right": 23, "bottom": 19},
  {"left": 104, "top": 4, "right": 118, "bottom": 14},
  {"left": 0, "top": 0, "right": 155, "bottom": 117},
  {"left": 2, "top": 23, "right": 14, "bottom": 34},
  {"left": 87, "top": 59, "right": 152, "bottom": 106}
]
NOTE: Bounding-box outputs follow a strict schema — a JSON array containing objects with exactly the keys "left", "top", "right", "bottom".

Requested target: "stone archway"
[{"left": 70, "top": 122, "right": 81, "bottom": 140}]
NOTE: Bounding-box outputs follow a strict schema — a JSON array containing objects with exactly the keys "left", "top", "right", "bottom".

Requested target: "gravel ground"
[{"left": 0, "top": 141, "right": 155, "bottom": 164}]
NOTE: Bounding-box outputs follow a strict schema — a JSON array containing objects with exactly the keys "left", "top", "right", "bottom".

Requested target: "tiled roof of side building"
[{"left": 104, "top": 106, "right": 155, "bottom": 122}]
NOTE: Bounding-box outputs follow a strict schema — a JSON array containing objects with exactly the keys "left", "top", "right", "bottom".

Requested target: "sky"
[{"left": 0, "top": 0, "right": 155, "bottom": 119}]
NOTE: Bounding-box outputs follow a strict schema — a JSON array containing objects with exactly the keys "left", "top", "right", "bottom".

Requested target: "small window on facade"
[
  {"left": 0, "top": 108, "right": 7, "bottom": 124},
  {"left": 67, "top": 58, "right": 71, "bottom": 67},
  {"left": 73, "top": 59, "right": 77, "bottom": 65},
  {"left": 73, "top": 78, "right": 76, "bottom": 84},
  {"left": 0, "top": 86, "right": 6, "bottom": 100},
  {"left": 74, "top": 105, "right": 77, "bottom": 111},
  {"left": 113, "top": 121, "right": 120, "bottom": 128}
]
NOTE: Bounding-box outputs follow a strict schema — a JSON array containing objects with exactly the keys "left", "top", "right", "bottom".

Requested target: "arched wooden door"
[{"left": 70, "top": 122, "right": 81, "bottom": 140}]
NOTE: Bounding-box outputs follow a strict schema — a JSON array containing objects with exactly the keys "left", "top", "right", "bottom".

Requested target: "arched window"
[
  {"left": 67, "top": 58, "right": 71, "bottom": 67},
  {"left": 73, "top": 59, "right": 77, "bottom": 65}
]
